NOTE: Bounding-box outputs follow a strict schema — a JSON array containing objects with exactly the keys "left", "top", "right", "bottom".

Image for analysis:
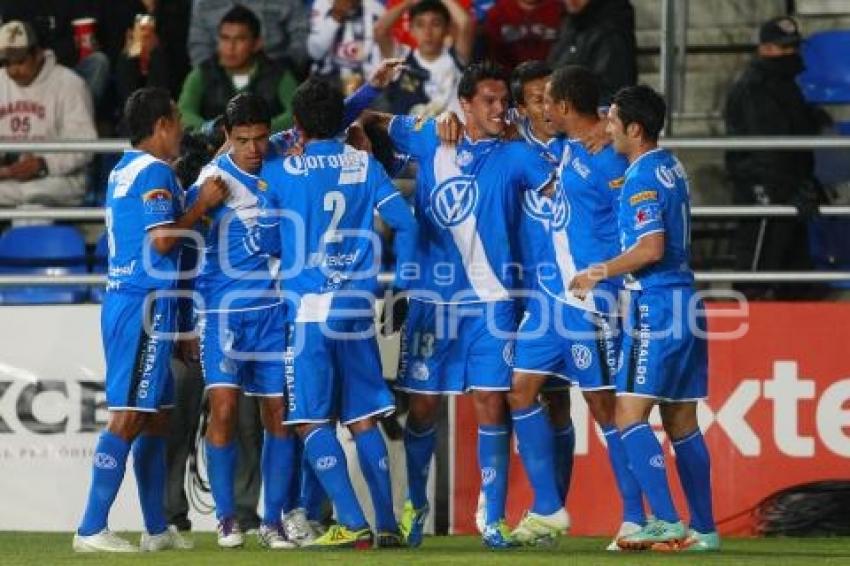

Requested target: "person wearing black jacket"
[
  {"left": 546, "top": 0, "right": 636, "bottom": 104},
  {"left": 725, "top": 16, "right": 828, "bottom": 300}
]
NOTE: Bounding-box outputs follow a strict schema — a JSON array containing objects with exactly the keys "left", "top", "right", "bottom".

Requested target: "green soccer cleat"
[
  {"left": 399, "top": 500, "right": 429, "bottom": 548},
  {"left": 679, "top": 529, "right": 721, "bottom": 552},
  {"left": 305, "top": 524, "right": 373, "bottom": 550},
  {"left": 511, "top": 509, "right": 569, "bottom": 547},
  {"left": 617, "top": 519, "right": 687, "bottom": 551}
]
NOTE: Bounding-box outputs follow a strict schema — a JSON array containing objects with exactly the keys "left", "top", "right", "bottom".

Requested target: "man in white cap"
[{"left": 0, "top": 20, "right": 97, "bottom": 207}]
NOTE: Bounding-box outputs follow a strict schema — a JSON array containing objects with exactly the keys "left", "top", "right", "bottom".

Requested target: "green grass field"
[{"left": 1, "top": 534, "right": 849, "bottom": 565}]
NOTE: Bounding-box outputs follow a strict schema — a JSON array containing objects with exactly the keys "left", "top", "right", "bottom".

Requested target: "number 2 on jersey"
[{"left": 323, "top": 190, "right": 346, "bottom": 244}]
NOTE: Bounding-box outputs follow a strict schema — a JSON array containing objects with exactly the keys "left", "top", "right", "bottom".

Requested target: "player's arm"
[
  {"left": 148, "top": 175, "right": 228, "bottom": 255},
  {"left": 569, "top": 233, "right": 664, "bottom": 299}
]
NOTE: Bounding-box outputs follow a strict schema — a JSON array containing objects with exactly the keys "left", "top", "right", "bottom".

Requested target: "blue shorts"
[
  {"left": 617, "top": 287, "right": 708, "bottom": 401},
  {"left": 102, "top": 291, "right": 176, "bottom": 412},
  {"left": 283, "top": 318, "right": 395, "bottom": 425},
  {"left": 514, "top": 299, "right": 620, "bottom": 391},
  {"left": 396, "top": 300, "right": 515, "bottom": 395},
  {"left": 198, "top": 303, "right": 286, "bottom": 397}
]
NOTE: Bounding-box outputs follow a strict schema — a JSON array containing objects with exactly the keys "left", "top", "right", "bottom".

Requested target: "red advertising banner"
[{"left": 451, "top": 302, "right": 850, "bottom": 536}]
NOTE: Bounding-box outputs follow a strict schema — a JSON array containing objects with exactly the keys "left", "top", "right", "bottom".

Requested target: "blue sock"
[
  {"left": 205, "top": 440, "right": 237, "bottom": 520},
  {"left": 553, "top": 424, "right": 575, "bottom": 503},
  {"left": 620, "top": 423, "right": 679, "bottom": 523},
  {"left": 404, "top": 424, "right": 436, "bottom": 510},
  {"left": 673, "top": 429, "right": 716, "bottom": 533},
  {"left": 603, "top": 426, "right": 646, "bottom": 525},
  {"left": 478, "top": 424, "right": 510, "bottom": 525},
  {"left": 303, "top": 426, "right": 367, "bottom": 530},
  {"left": 513, "top": 405, "right": 561, "bottom": 516},
  {"left": 262, "top": 433, "right": 297, "bottom": 526},
  {"left": 132, "top": 435, "right": 167, "bottom": 535},
  {"left": 300, "top": 451, "right": 326, "bottom": 521},
  {"left": 78, "top": 431, "right": 131, "bottom": 535},
  {"left": 354, "top": 427, "right": 396, "bottom": 532}
]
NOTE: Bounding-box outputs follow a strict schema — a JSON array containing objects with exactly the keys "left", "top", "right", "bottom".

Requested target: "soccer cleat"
[
  {"left": 306, "top": 524, "right": 373, "bottom": 550},
  {"left": 72, "top": 529, "right": 138, "bottom": 553},
  {"left": 283, "top": 508, "right": 316, "bottom": 546},
  {"left": 617, "top": 519, "right": 686, "bottom": 551},
  {"left": 510, "top": 509, "right": 569, "bottom": 547},
  {"left": 257, "top": 523, "right": 298, "bottom": 549},
  {"left": 216, "top": 517, "right": 244, "bottom": 549},
  {"left": 399, "top": 500, "right": 429, "bottom": 548},
  {"left": 606, "top": 521, "right": 644, "bottom": 551},
  {"left": 482, "top": 519, "right": 518, "bottom": 549},
  {"left": 140, "top": 524, "right": 194, "bottom": 552},
  {"left": 677, "top": 529, "right": 721, "bottom": 552},
  {"left": 375, "top": 530, "right": 405, "bottom": 548},
  {"left": 474, "top": 491, "right": 486, "bottom": 534},
  {"left": 309, "top": 520, "right": 328, "bottom": 536}
]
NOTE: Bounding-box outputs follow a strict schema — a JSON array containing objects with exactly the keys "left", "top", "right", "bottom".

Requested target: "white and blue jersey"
[
  {"left": 389, "top": 116, "right": 554, "bottom": 394},
  {"left": 260, "top": 139, "right": 416, "bottom": 424},
  {"left": 617, "top": 148, "right": 694, "bottom": 290},
  {"left": 616, "top": 148, "right": 707, "bottom": 400},
  {"left": 102, "top": 150, "right": 184, "bottom": 411},
  {"left": 187, "top": 153, "right": 285, "bottom": 396}
]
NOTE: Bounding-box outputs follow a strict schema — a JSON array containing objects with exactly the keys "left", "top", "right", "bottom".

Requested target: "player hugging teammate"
[{"left": 75, "top": 59, "right": 718, "bottom": 554}]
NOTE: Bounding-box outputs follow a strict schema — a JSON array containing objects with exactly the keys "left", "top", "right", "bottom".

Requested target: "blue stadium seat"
[
  {"left": 90, "top": 232, "right": 109, "bottom": 303},
  {"left": 799, "top": 30, "right": 850, "bottom": 103},
  {"left": 0, "top": 225, "right": 89, "bottom": 304}
]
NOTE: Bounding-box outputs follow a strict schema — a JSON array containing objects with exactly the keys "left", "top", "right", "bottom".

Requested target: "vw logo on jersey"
[
  {"left": 316, "top": 456, "right": 338, "bottom": 471},
  {"left": 521, "top": 186, "right": 569, "bottom": 231},
  {"left": 283, "top": 155, "right": 308, "bottom": 176},
  {"left": 431, "top": 176, "right": 478, "bottom": 228},
  {"left": 571, "top": 343, "right": 593, "bottom": 371},
  {"left": 549, "top": 187, "right": 569, "bottom": 231},
  {"left": 655, "top": 164, "right": 676, "bottom": 189}
]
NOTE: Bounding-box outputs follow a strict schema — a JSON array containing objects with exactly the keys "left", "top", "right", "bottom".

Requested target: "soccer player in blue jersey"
[
  {"left": 185, "top": 93, "right": 299, "bottom": 550},
  {"left": 74, "top": 87, "right": 228, "bottom": 553},
  {"left": 508, "top": 65, "right": 646, "bottom": 549},
  {"left": 570, "top": 85, "right": 718, "bottom": 552},
  {"left": 356, "top": 61, "right": 557, "bottom": 549},
  {"left": 258, "top": 78, "right": 418, "bottom": 549}
]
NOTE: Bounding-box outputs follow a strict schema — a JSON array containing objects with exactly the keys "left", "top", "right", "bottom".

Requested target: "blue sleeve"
[
  {"left": 136, "top": 162, "right": 178, "bottom": 230},
  {"left": 387, "top": 115, "right": 438, "bottom": 160},
  {"left": 514, "top": 144, "right": 555, "bottom": 193},
  {"left": 622, "top": 175, "right": 664, "bottom": 239},
  {"left": 342, "top": 84, "right": 381, "bottom": 129},
  {"left": 371, "top": 157, "right": 418, "bottom": 290}
]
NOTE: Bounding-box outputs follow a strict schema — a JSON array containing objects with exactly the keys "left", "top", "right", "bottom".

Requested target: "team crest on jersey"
[
  {"left": 142, "top": 188, "right": 172, "bottom": 214},
  {"left": 431, "top": 175, "right": 479, "bottom": 228},
  {"left": 455, "top": 150, "right": 473, "bottom": 167},
  {"left": 256, "top": 179, "right": 268, "bottom": 191},
  {"left": 571, "top": 344, "right": 593, "bottom": 370}
]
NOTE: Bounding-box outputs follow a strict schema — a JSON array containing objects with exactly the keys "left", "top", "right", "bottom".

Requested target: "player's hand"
[
  {"left": 580, "top": 116, "right": 612, "bottom": 154},
  {"left": 368, "top": 58, "right": 405, "bottom": 88},
  {"left": 380, "top": 287, "right": 409, "bottom": 336},
  {"left": 569, "top": 268, "right": 602, "bottom": 300},
  {"left": 436, "top": 111, "right": 463, "bottom": 145},
  {"left": 345, "top": 122, "right": 372, "bottom": 152},
  {"left": 197, "top": 175, "right": 228, "bottom": 210},
  {"left": 176, "top": 337, "right": 201, "bottom": 365}
]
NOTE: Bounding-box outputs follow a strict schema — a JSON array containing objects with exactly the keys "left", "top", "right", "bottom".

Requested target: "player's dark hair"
[
  {"left": 458, "top": 60, "right": 509, "bottom": 101},
  {"left": 510, "top": 60, "right": 552, "bottom": 106},
  {"left": 224, "top": 92, "right": 271, "bottom": 131},
  {"left": 124, "top": 87, "right": 176, "bottom": 147},
  {"left": 611, "top": 85, "right": 667, "bottom": 142},
  {"left": 292, "top": 78, "right": 344, "bottom": 139},
  {"left": 219, "top": 4, "right": 261, "bottom": 39},
  {"left": 410, "top": 0, "right": 451, "bottom": 25},
  {"left": 549, "top": 65, "right": 600, "bottom": 116}
]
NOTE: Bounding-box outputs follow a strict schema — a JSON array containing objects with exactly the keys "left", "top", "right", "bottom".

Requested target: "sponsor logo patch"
[
  {"left": 142, "top": 188, "right": 172, "bottom": 214},
  {"left": 629, "top": 190, "right": 658, "bottom": 206}
]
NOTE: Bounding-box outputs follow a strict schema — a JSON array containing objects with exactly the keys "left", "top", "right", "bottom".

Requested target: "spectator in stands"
[
  {"left": 725, "top": 16, "right": 828, "bottom": 300},
  {"left": 0, "top": 21, "right": 96, "bottom": 207},
  {"left": 178, "top": 5, "right": 298, "bottom": 133},
  {"left": 546, "top": 0, "right": 636, "bottom": 104},
  {"left": 484, "top": 0, "right": 562, "bottom": 71},
  {"left": 308, "top": 0, "right": 386, "bottom": 95},
  {"left": 375, "top": 0, "right": 472, "bottom": 117},
  {"left": 0, "top": 1, "right": 111, "bottom": 106},
  {"left": 188, "top": 0, "right": 308, "bottom": 74}
]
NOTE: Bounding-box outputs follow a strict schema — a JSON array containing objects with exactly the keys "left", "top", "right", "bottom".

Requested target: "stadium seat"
[
  {"left": 89, "top": 232, "right": 109, "bottom": 303},
  {"left": 799, "top": 30, "right": 850, "bottom": 103},
  {"left": 0, "top": 225, "right": 89, "bottom": 304},
  {"left": 808, "top": 216, "right": 850, "bottom": 289}
]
